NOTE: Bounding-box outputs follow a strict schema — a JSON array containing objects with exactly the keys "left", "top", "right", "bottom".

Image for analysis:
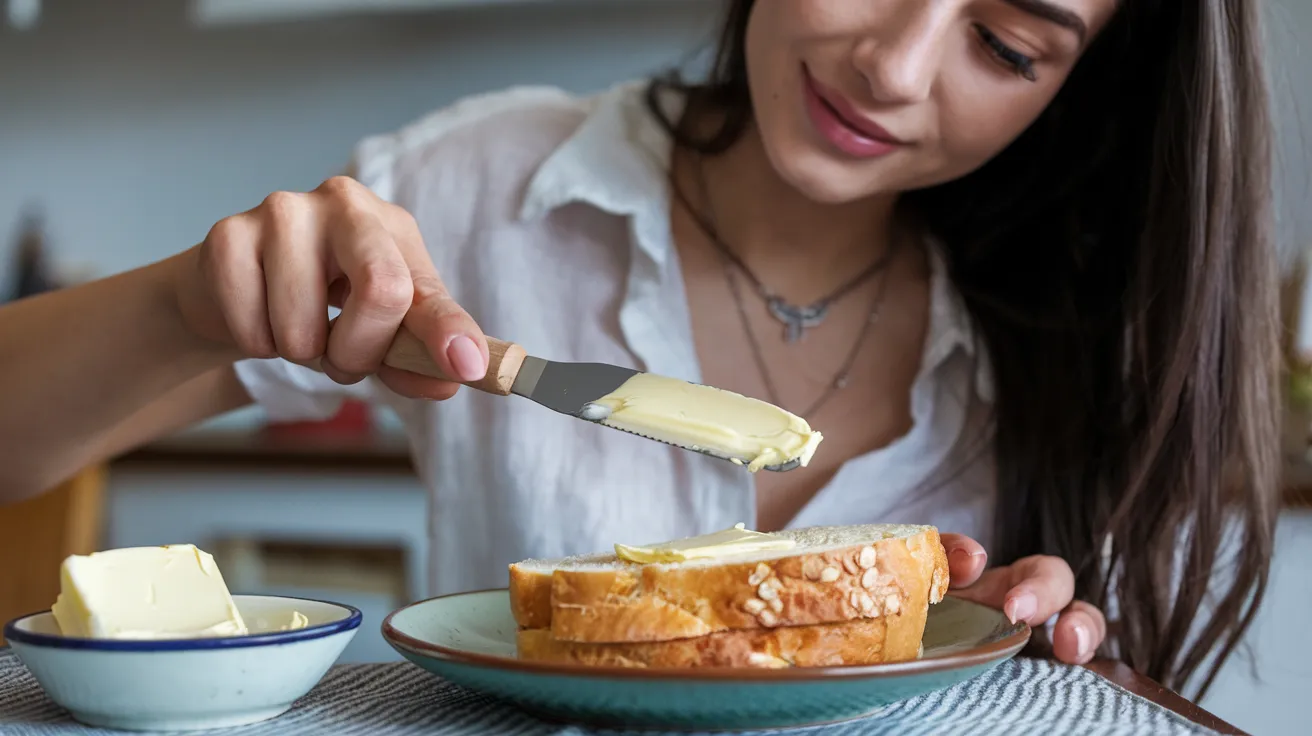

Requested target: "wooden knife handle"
[{"left": 383, "top": 328, "right": 526, "bottom": 396}]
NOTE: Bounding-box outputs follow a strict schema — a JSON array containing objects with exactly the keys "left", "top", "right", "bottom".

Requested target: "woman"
[{"left": 0, "top": 0, "right": 1277, "bottom": 699}]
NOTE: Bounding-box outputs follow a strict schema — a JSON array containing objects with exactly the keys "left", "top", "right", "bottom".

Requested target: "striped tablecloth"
[{"left": 0, "top": 649, "right": 1217, "bottom": 735}]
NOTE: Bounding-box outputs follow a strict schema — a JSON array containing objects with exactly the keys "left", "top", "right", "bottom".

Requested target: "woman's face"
[{"left": 745, "top": 0, "right": 1120, "bottom": 203}]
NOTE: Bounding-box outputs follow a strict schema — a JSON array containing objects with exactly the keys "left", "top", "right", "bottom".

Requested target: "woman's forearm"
[{"left": 0, "top": 251, "right": 245, "bottom": 501}]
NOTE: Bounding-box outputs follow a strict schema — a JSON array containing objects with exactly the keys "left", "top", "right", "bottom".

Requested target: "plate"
[{"left": 382, "top": 589, "right": 1030, "bottom": 731}]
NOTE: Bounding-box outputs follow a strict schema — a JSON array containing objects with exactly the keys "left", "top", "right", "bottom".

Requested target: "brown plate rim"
[{"left": 380, "top": 588, "right": 1032, "bottom": 683}]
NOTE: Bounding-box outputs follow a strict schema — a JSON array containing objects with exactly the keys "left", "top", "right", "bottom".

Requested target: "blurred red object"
[{"left": 264, "top": 399, "right": 372, "bottom": 438}]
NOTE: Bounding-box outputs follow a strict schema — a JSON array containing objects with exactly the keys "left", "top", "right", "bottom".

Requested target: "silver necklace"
[
  {"left": 721, "top": 256, "right": 889, "bottom": 417},
  {"left": 674, "top": 155, "right": 896, "bottom": 417},
  {"left": 679, "top": 158, "right": 897, "bottom": 344}
]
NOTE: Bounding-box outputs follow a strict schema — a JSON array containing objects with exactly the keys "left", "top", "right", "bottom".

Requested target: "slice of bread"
[
  {"left": 509, "top": 524, "right": 949, "bottom": 644},
  {"left": 516, "top": 615, "right": 923, "bottom": 669}
]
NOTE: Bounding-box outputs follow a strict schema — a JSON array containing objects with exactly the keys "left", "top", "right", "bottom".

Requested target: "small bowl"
[{"left": 3, "top": 594, "right": 361, "bottom": 732}]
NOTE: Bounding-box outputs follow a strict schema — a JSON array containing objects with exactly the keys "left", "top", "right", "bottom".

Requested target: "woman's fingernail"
[
  {"left": 446, "top": 336, "right": 486, "bottom": 382},
  {"left": 948, "top": 548, "right": 980, "bottom": 569},
  {"left": 1005, "top": 593, "right": 1037, "bottom": 624},
  {"left": 948, "top": 547, "right": 986, "bottom": 564},
  {"left": 1074, "top": 623, "right": 1092, "bottom": 658}
]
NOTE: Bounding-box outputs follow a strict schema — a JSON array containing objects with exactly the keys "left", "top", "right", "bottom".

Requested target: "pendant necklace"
[
  {"left": 676, "top": 158, "right": 897, "bottom": 344},
  {"left": 670, "top": 155, "right": 899, "bottom": 417}
]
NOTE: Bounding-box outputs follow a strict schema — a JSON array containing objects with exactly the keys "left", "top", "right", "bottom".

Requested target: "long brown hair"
[{"left": 649, "top": 1, "right": 1280, "bottom": 698}]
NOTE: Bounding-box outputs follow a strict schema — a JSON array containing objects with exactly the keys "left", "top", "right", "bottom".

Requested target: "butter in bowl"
[{"left": 3, "top": 544, "right": 360, "bottom": 732}]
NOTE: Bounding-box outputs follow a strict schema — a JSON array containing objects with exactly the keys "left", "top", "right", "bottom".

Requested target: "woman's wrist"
[{"left": 150, "top": 248, "right": 246, "bottom": 371}]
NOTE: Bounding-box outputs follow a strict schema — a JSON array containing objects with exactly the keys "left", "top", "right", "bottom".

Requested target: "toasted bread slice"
[
  {"left": 516, "top": 614, "right": 924, "bottom": 669},
  {"left": 509, "top": 524, "right": 949, "bottom": 644}
]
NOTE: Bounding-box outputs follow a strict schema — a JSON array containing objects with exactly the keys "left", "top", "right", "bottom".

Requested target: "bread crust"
[
  {"left": 510, "top": 527, "right": 949, "bottom": 644},
  {"left": 516, "top": 613, "right": 925, "bottom": 668},
  {"left": 507, "top": 564, "right": 554, "bottom": 630}
]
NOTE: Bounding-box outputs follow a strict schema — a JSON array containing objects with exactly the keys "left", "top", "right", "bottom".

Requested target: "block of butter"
[{"left": 51, "top": 544, "right": 253, "bottom": 640}]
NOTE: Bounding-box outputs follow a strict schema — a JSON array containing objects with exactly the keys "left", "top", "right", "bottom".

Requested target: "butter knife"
[{"left": 378, "top": 329, "right": 804, "bottom": 472}]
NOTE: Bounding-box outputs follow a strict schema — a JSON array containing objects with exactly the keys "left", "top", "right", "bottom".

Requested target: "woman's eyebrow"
[{"left": 1004, "top": 0, "right": 1088, "bottom": 43}]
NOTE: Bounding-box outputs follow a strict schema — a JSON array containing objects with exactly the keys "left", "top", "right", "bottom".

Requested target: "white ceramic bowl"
[{"left": 3, "top": 594, "right": 361, "bottom": 731}]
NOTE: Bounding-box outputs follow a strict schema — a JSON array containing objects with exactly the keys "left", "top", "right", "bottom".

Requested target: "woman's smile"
[{"left": 802, "top": 64, "right": 908, "bottom": 160}]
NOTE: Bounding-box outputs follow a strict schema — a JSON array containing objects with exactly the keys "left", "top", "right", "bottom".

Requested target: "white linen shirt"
[{"left": 233, "top": 81, "right": 998, "bottom": 597}]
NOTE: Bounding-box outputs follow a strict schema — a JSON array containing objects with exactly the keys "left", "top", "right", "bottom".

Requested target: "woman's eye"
[{"left": 975, "top": 24, "right": 1038, "bottom": 82}]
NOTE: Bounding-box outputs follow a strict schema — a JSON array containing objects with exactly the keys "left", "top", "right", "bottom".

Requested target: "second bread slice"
[{"left": 516, "top": 614, "right": 923, "bottom": 668}]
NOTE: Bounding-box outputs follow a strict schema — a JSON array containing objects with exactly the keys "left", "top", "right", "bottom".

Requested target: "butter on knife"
[{"left": 375, "top": 329, "right": 824, "bottom": 473}]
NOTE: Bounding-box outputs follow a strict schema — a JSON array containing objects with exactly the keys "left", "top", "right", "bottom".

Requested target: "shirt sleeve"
[{"left": 232, "top": 358, "right": 379, "bottom": 423}]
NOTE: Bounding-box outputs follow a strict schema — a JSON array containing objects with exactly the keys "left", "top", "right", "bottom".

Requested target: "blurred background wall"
[
  {"left": 0, "top": 2, "right": 1309, "bottom": 733},
  {"left": 0, "top": 0, "right": 716, "bottom": 291}
]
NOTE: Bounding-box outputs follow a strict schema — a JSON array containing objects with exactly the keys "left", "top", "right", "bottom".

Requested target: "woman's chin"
[{"left": 776, "top": 156, "right": 901, "bottom": 205}]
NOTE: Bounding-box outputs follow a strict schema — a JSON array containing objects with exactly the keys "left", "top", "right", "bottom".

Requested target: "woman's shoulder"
[{"left": 349, "top": 83, "right": 631, "bottom": 215}]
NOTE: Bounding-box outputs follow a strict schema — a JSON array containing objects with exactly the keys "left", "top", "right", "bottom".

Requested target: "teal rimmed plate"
[{"left": 382, "top": 589, "right": 1029, "bottom": 731}]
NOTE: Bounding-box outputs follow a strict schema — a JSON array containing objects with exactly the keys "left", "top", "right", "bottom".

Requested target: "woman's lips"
[{"left": 802, "top": 68, "right": 904, "bottom": 159}]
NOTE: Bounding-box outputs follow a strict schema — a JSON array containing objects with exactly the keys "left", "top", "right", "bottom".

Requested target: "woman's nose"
[{"left": 850, "top": 4, "right": 950, "bottom": 106}]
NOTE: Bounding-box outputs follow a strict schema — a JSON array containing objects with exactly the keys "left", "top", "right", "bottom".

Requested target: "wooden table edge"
[{"left": 1081, "top": 659, "right": 1247, "bottom": 735}]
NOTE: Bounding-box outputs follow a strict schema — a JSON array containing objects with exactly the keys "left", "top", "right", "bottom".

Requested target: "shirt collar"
[
  {"left": 518, "top": 81, "right": 993, "bottom": 401},
  {"left": 519, "top": 81, "right": 677, "bottom": 267}
]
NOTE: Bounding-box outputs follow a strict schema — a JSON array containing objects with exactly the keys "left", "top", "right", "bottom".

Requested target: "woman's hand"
[
  {"left": 940, "top": 533, "right": 1106, "bottom": 665},
  {"left": 173, "top": 176, "right": 487, "bottom": 400}
]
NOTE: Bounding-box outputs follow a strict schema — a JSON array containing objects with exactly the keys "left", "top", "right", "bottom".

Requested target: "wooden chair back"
[{"left": 0, "top": 466, "right": 105, "bottom": 643}]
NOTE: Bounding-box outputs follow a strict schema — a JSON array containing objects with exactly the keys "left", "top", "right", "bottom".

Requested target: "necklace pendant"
[{"left": 767, "top": 297, "right": 829, "bottom": 343}]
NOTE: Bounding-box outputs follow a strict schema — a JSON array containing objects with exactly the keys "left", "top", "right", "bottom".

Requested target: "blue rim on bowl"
[
  {"left": 381, "top": 588, "right": 1032, "bottom": 682},
  {"left": 3, "top": 594, "right": 363, "bottom": 651}
]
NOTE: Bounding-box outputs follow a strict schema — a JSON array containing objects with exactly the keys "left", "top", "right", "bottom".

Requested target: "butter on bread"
[
  {"left": 516, "top": 615, "right": 921, "bottom": 668},
  {"left": 508, "top": 523, "right": 949, "bottom": 646},
  {"left": 613, "top": 522, "right": 796, "bottom": 564}
]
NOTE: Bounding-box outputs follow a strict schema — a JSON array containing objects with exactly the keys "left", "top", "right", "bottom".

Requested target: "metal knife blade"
[
  {"left": 507, "top": 355, "right": 636, "bottom": 416},
  {"left": 382, "top": 329, "right": 801, "bottom": 472}
]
